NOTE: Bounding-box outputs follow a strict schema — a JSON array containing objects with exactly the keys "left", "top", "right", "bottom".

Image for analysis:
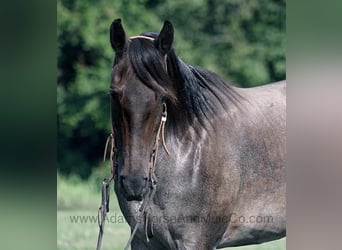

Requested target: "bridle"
[
  {"left": 97, "top": 35, "right": 170, "bottom": 250},
  {"left": 96, "top": 101, "right": 170, "bottom": 250}
]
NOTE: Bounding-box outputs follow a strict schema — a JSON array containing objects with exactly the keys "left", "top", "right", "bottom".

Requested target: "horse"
[{"left": 108, "top": 19, "right": 286, "bottom": 249}]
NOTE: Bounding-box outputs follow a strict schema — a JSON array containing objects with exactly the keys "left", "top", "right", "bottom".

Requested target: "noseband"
[{"left": 96, "top": 102, "right": 170, "bottom": 250}]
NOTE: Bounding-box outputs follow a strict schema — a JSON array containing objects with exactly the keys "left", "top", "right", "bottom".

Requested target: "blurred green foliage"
[{"left": 57, "top": 0, "right": 285, "bottom": 178}]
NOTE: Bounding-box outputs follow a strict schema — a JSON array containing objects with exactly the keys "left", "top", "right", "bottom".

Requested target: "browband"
[{"left": 129, "top": 35, "right": 155, "bottom": 41}]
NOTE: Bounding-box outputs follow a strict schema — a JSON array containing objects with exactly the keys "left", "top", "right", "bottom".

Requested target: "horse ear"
[
  {"left": 110, "top": 19, "right": 126, "bottom": 54},
  {"left": 155, "top": 20, "right": 174, "bottom": 55}
]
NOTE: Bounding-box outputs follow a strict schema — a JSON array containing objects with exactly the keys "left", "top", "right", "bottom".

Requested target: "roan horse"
[{"left": 108, "top": 19, "right": 285, "bottom": 249}]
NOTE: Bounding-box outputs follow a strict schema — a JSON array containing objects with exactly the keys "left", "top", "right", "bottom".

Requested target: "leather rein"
[{"left": 96, "top": 102, "right": 170, "bottom": 250}]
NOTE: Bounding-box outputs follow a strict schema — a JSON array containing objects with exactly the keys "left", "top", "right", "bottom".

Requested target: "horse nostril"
[
  {"left": 120, "top": 175, "right": 126, "bottom": 190},
  {"left": 143, "top": 176, "right": 148, "bottom": 181}
]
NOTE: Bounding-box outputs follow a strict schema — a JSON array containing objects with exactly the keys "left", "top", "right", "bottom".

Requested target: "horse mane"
[{"left": 124, "top": 35, "right": 242, "bottom": 133}]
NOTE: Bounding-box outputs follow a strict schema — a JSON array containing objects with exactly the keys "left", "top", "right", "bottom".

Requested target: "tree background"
[{"left": 57, "top": 0, "right": 285, "bottom": 179}]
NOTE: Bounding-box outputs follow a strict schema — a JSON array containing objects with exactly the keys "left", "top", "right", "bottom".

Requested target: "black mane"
[{"left": 122, "top": 37, "right": 242, "bottom": 132}]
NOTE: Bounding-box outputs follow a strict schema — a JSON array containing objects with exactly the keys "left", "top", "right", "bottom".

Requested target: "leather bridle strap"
[
  {"left": 129, "top": 35, "right": 155, "bottom": 41},
  {"left": 149, "top": 102, "right": 169, "bottom": 184}
]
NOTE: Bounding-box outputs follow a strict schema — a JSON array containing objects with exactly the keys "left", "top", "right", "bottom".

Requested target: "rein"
[
  {"left": 96, "top": 133, "right": 115, "bottom": 250},
  {"left": 96, "top": 102, "right": 169, "bottom": 250}
]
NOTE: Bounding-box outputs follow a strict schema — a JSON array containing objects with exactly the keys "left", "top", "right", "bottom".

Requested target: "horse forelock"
[
  {"left": 115, "top": 35, "right": 243, "bottom": 134},
  {"left": 126, "top": 38, "right": 178, "bottom": 102}
]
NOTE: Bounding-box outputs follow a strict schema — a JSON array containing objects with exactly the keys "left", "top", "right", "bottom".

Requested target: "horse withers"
[{"left": 108, "top": 19, "right": 285, "bottom": 249}]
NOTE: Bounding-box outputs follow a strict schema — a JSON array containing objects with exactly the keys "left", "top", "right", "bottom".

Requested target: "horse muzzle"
[{"left": 120, "top": 174, "right": 148, "bottom": 201}]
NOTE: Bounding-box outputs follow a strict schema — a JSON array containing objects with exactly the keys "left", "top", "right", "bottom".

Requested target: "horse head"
[{"left": 109, "top": 19, "right": 176, "bottom": 201}]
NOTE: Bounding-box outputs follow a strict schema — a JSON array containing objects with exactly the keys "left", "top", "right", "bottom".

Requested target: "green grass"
[
  {"left": 57, "top": 173, "right": 285, "bottom": 249},
  {"left": 57, "top": 210, "right": 130, "bottom": 250},
  {"left": 58, "top": 172, "right": 129, "bottom": 250}
]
